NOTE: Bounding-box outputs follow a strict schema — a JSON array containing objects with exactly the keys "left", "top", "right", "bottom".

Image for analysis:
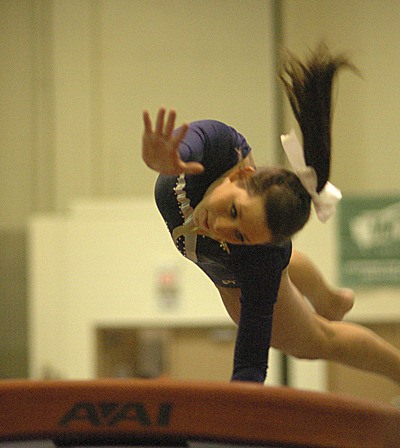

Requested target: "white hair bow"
[{"left": 280, "top": 129, "right": 342, "bottom": 223}]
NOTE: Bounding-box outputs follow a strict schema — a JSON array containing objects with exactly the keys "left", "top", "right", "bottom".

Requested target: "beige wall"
[
  {"left": 281, "top": 0, "right": 400, "bottom": 195},
  {"left": 1, "top": 0, "right": 278, "bottom": 377},
  {"left": 2, "top": 0, "right": 400, "bottom": 380},
  {"left": 1, "top": 0, "right": 278, "bottom": 223},
  {"left": 43, "top": 0, "right": 279, "bottom": 212},
  {"left": 0, "top": 0, "right": 37, "bottom": 377},
  {"left": 281, "top": 0, "right": 400, "bottom": 391}
]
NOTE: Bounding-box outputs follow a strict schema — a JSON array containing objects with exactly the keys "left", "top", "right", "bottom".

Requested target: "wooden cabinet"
[{"left": 96, "top": 326, "right": 237, "bottom": 382}]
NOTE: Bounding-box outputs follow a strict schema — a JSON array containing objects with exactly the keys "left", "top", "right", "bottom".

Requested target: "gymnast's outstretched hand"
[{"left": 142, "top": 107, "right": 204, "bottom": 175}]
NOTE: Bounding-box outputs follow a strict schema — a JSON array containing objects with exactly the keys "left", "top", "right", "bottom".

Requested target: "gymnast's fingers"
[
  {"left": 164, "top": 109, "right": 177, "bottom": 138},
  {"left": 173, "top": 121, "right": 189, "bottom": 145},
  {"left": 155, "top": 107, "right": 166, "bottom": 134},
  {"left": 142, "top": 110, "right": 153, "bottom": 133}
]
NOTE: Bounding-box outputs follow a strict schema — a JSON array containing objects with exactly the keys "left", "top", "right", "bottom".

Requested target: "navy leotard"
[{"left": 155, "top": 120, "right": 291, "bottom": 382}]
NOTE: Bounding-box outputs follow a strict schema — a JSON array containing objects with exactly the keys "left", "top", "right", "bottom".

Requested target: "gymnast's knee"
[{"left": 282, "top": 324, "right": 337, "bottom": 361}]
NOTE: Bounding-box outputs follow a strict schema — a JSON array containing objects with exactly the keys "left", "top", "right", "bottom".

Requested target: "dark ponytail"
[
  {"left": 249, "top": 44, "right": 356, "bottom": 243},
  {"left": 279, "top": 43, "right": 356, "bottom": 192}
]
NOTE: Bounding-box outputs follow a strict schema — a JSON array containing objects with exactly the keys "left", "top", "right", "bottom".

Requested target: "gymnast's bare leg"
[
  {"left": 217, "top": 272, "right": 400, "bottom": 385},
  {"left": 289, "top": 250, "right": 354, "bottom": 321},
  {"left": 270, "top": 269, "right": 400, "bottom": 385}
]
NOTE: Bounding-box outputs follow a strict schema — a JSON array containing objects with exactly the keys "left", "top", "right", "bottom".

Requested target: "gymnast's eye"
[
  {"left": 230, "top": 204, "right": 238, "bottom": 219},
  {"left": 231, "top": 204, "right": 244, "bottom": 242}
]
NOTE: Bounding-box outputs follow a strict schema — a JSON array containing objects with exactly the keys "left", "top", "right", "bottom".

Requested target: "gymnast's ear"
[{"left": 228, "top": 165, "right": 255, "bottom": 182}]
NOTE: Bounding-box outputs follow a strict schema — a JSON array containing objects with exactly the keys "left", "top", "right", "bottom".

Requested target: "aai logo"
[{"left": 59, "top": 401, "right": 172, "bottom": 427}]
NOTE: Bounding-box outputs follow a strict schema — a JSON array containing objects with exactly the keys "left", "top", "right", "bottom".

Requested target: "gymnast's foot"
[{"left": 314, "top": 287, "right": 355, "bottom": 321}]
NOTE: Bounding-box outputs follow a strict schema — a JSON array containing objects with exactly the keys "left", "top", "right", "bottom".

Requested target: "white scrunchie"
[{"left": 280, "top": 129, "right": 342, "bottom": 223}]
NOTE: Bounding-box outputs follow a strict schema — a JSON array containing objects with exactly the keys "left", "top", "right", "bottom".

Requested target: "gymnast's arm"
[
  {"left": 142, "top": 107, "right": 252, "bottom": 175},
  {"left": 230, "top": 245, "right": 290, "bottom": 383}
]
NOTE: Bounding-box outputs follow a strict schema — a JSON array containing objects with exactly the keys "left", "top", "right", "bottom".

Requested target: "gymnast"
[{"left": 142, "top": 46, "right": 400, "bottom": 384}]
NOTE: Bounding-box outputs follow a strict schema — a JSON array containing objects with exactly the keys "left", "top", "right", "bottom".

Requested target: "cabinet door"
[
  {"left": 167, "top": 327, "right": 237, "bottom": 381},
  {"left": 327, "top": 323, "right": 400, "bottom": 405},
  {"left": 97, "top": 326, "right": 237, "bottom": 382}
]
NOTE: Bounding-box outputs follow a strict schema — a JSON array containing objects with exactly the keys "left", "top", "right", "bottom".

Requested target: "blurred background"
[{"left": 1, "top": 0, "right": 399, "bottom": 404}]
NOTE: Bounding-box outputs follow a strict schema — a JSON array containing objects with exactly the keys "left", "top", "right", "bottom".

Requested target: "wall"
[
  {"left": 0, "top": 0, "right": 279, "bottom": 378},
  {"left": 29, "top": 199, "right": 285, "bottom": 384},
  {"left": 281, "top": 0, "right": 400, "bottom": 195},
  {"left": 0, "top": 0, "right": 42, "bottom": 377},
  {"left": 28, "top": 200, "right": 225, "bottom": 379},
  {"left": 50, "top": 0, "right": 280, "bottom": 207},
  {"left": 1, "top": 0, "right": 280, "bottom": 215},
  {"left": 3, "top": 0, "right": 399, "bottom": 384},
  {"left": 281, "top": 0, "right": 400, "bottom": 390}
]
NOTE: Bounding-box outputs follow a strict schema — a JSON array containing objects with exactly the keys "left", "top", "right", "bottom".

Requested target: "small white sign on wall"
[{"left": 156, "top": 265, "right": 181, "bottom": 311}]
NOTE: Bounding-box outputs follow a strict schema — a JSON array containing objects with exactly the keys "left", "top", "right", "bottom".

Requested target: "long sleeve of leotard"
[
  {"left": 176, "top": 120, "right": 251, "bottom": 171},
  {"left": 230, "top": 244, "right": 289, "bottom": 382}
]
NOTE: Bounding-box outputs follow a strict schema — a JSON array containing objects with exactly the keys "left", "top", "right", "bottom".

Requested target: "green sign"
[{"left": 339, "top": 196, "right": 400, "bottom": 287}]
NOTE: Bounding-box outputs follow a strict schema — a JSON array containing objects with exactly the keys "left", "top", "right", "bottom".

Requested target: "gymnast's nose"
[{"left": 212, "top": 217, "right": 236, "bottom": 242}]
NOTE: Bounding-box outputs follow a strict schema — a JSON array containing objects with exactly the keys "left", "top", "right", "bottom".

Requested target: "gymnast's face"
[{"left": 192, "top": 166, "right": 273, "bottom": 245}]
